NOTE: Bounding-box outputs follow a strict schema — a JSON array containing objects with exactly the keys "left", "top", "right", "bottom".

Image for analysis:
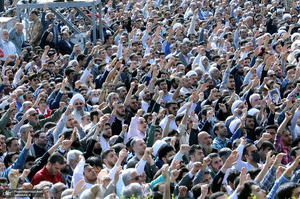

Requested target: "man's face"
[
  {"left": 228, "top": 78, "right": 235, "bottom": 90},
  {"left": 245, "top": 117, "right": 255, "bottom": 130},
  {"left": 217, "top": 123, "right": 227, "bottom": 137},
  {"left": 9, "top": 140, "right": 19, "bottom": 153},
  {"left": 73, "top": 99, "right": 84, "bottom": 111},
  {"left": 203, "top": 173, "right": 213, "bottom": 184},
  {"left": 274, "top": 66, "right": 282, "bottom": 78},
  {"left": 129, "top": 171, "right": 142, "bottom": 185},
  {"left": 102, "top": 125, "right": 112, "bottom": 139},
  {"left": 8, "top": 154, "right": 18, "bottom": 167},
  {"left": 246, "top": 145, "right": 258, "bottom": 162},
  {"left": 25, "top": 127, "right": 34, "bottom": 140},
  {"left": 48, "top": 162, "right": 63, "bottom": 176},
  {"left": 66, "top": 114, "right": 74, "bottom": 128},
  {"left": 266, "top": 128, "right": 276, "bottom": 143},
  {"left": 84, "top": 165, "right": 97, "bottom": 183},
  {"left": 159, "top": 81, "right": 168, "bottom": 92},
  {"left": 189, "top": 75, "right": 197, "bottom": 86},
  {"left": 143, "top": 91, "right": 151, "bottom": 101},
  {"left": 104, "top": 151, "right": 118, "bottom": 168},
  {"left": 182, "top": 77, "right": 191, "bottom": 88},
  {"left": 2, "top": 31, "right": 9, "bottom": 42},
  {"left": 28, "top": 109, "right": 39, "bottom": 124},
  {"left": 198, "top": 133, "right": 213, "bottom": 148},
  {"left": 180, "top": 44, "right": 188, "bottom": 54},
  {"left": 115, "top": 103, "right": 126, "bottom": 117},
  {"left": 192, "top": 149, "right": 205, "bottom": 163},
  {"left": 26, "top": 94, "right": 34, "bottom": 102},
  {"left": 36, "top": 133, "right": 47, "bottom": 147},
  {"left": 168, "top": 104, "right": 178, "bottom": 116},
  {"left": 134, "top": 139, "right": 146, "bottom": 156},
  {"left": 108, "top": 94, "right": 119, "bottom": 106},
  {"left": 138, "top": 118, "right": 147, "bottom": 133},
  {"left": 53, "top": 184, "right": 67, "bottom": 199},
  {"left": 130, "top": 98, "right": 139, "bottom": 112},
  {"left": 81, "top": 116, "right": 91, "bottom": 127},
  {"left": 282, "top": 131, "right": 292, "bottom": 146},
  {"left": 251, "top": 95, "right": 261, "bottom": 107},
  {"left": 210, "top": 156, "right": 223, "bottom": 174},
  {"left": 24, "top": 161, "right": 34, "bottom": 169},
  {"left": 250, "top": 184, "right": 267, "bottom": 199}
]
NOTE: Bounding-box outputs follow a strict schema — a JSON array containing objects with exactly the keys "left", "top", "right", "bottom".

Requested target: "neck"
[
  {"left": 135, "top": 152, "right": 143, "bottom": 160},
  {"left": 85, "top": 179, "right": 96, "bottom": 185},
  {"left": 31, "top": 85, "right": 37, "bottom": 89},
  {"left": 219, "top": 135, "right": 226, "bottom": 140},
  {"left": 115, "top": 113, "right": 124, "bottom": 119},
  {"left": 248, "top": 160, "right": 258, "bottom": 167}
]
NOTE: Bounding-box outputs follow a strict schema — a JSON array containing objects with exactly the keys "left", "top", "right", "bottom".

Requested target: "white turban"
[
  {"left": 152, "top": 140, "right": 166, "bottom": 157},
  {"left": 231, "top": 100, "right": 243, "bottom": 115},
  {"left": 229, "top": 118, "right": 241, "bottom": 134},
  {"left": 70, "top": 93, "right": 85, "bottom": 105}
]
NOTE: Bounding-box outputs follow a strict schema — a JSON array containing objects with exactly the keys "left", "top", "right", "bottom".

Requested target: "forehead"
[{"left": 74, "top": 99, "right": 83, "bottom": 103}]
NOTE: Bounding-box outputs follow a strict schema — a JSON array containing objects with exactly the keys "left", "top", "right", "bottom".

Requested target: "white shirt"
[
  {"left": 141, "top": 101, "right": 149, "bottom": 113},
  {"left": 100, "top": 132, "right": 110, "bottom": 150},
  {"left": 0, "top": 38, "right": 18, "bottom": 61},
  {"left": 160, "top": 116, "right": 177, "bottom": 130}
]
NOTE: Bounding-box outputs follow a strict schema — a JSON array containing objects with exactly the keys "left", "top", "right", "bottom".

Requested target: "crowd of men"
[{"left": 1, "top": 0, "right": 300, "bottom": 198}]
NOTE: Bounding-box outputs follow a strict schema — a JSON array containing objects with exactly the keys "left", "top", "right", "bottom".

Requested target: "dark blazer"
[
  {"left": 57, "top": 39, "right": 75, "bottom": 55},
  {"left": 178, "top": 52, "right": 194, "bottom": 67},
  {"left": 41, "top": 12, "right": 59, "bottom": 45}
]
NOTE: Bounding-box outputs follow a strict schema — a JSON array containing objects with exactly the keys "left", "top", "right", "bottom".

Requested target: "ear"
[{"left": 162, "top": 157, "right": 167, "bottom": 164}]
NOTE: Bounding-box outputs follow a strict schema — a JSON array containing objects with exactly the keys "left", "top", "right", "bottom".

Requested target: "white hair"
[
  {"left": 67, "top": 150, "right": 82, "bottom": 165},
  {"left": 249, "top": 93, "right": 260, "bottom": 104},
  {"left": 121, "top": 168, "right": 136, "bottom": 186},
  {"left": 122, "top": 183, "right": 143, "bottom": 199}
]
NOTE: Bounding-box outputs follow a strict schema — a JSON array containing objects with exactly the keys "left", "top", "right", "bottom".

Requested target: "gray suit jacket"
[{"left": 178, "top": 53, "right": 194, "bottom": 67}]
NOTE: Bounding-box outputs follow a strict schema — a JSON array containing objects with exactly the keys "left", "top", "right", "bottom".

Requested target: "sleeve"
[
  {"left": 127, "top": 116, "right": 139, "bottom": 140},
  {"left": 211, "top": 170, "right": 226, "bottom": 192},
  {"left": 259, "top": 166, "right": 276, "bottom": 191},
  {"left": 71, "top": 160, "right": 85, "bottom": 188},
  {"left": 193, "top": 169, "right": 205, "bottom": 186},
  {"left": 267, "top": 174, "right": 290, "bottom": 199},
  {"left": 146, "top": 125, "right": 155, "bottom": 147},
  {"left": 232, "top": 143, "right": 245, "bottom": 171},
  {"left": 0, "top": 110, "right": 13, "bottom": 138},
  {"left": 53, "top": 113, "right": 68, "bottom": 143}
]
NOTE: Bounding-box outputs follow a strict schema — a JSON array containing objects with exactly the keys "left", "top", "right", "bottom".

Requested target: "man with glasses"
[
  {"left": 28, "top": 74, "right": 39, "bottom": 92},
  {"left": 28, "top": 130, "right": 47, "bottom": 159},
  {"left": 19, "top": 124, "right": 34, "bottom": 150},
  {"left": 70, "top": 94, "right": 87, "bottom": 125},
  {"left": 50, "top": 182, "right": 67, "bottom": 199},
  {"left": 27, "top": 101, "right": 63, "bottom": 132}
]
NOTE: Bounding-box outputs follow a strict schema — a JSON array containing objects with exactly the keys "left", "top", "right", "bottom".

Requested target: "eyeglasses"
[
  {"left": 33, "top": 79, "right": 39, "bottom": 81},
  {"left": 30, "top": 113, "right": 38, "bottom": 117},
  {"left": 131, "top": 102, "right": 138, "bottom": 104},
  {"left": 269, "top": 74, "right": 275, "bottom": 77},
  {"left": 117, "top": 106, "right": 125, "bottom": 109},
  {"left": 131, "top": 175, "right": 141, "bottom": 181},
  {"left": 171, "top": 107, "right": 178, "bottom": 110},
  {"left": 74, "top": 102, "right": 83, "bottom": 106}
]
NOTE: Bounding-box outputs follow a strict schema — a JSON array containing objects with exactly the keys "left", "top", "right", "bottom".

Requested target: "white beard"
[{"left": 73, "top": 109, "right": 84, "bottom": 125}]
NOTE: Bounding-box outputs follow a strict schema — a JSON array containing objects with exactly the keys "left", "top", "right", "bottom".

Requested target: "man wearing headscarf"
[{"left": 70, "top": 94, "right": 88, "bottom": 125}]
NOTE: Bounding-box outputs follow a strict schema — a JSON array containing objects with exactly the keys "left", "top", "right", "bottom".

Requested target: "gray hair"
[
  {"left": 61, "top": 188, "right": 74, "bottom": 198},
  {"left": 19, "top": 124, "right": 33, "bottom": 135},
  {"left": 50, "top": 182, "right": 64, "bottom": 197},
  {"left": 122, "top": 183, "right": 143, "bottom": 198},
  {"left": 249, "top": 93, "right": 260, "bottom": 104},
  {"left": 67, "top": 150, "right": 82, "bottom": 165},
  {"left": 121, "top": 168, "right": 136, "bottom": 186},
  {"left": 107, "top": 92, "right": 118, "bottom": 101}
]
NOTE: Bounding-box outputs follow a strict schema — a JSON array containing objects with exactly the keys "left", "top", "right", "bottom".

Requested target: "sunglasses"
[
  {"left": 131, "top": 175, "right": 141, "bottom": 181},
  {"left": 31, "top": 113, "right": 38, "bottom": 117},
  {"left": 33, "top": 79, "right": 39, "bottom": 81},
  {"left": 74, "top": 102, "right": 83, "bottom": 106}
]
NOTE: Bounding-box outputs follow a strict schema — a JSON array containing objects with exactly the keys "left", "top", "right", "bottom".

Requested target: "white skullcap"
[
  {"left": 186, "top": 71, "right": 197, "bottom": 77},
  {"left": 283, "top": 13, "right": 292, "bottom": 20},
  {"left": 248, "top": 108, "right": 259, "bottom": 116},
  {"left": 291, "top": 33, "right": 300, "bottom": 42},
  {"left": 278, "top": 30, "right": 286, "bottom": 37},
  {"left": 173, "top": 23, "right": 182, "bottom": 31},
  {"left": 61, "top": 25, "right": 69, "bottom": 32},
  {"left": 69, "top": 60, "right": 78, "bottom": 66},
  {"left": 229, "top": 118, "right": 241, "bottom": 134},
  {"left": 70, "top": 93, "right": 85, "bottom": 105},
  {"left": 152, "top": 140, "right": 166, "bottom": 157},
  {"left": 231, "top": 100, "right": 243, "bottom": 115}
]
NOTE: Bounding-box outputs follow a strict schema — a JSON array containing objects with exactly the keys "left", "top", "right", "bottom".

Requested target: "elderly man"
[
  {"left": 70, "top": 94, "right": 88, "bottom": 125},
  {"left": 27, "top": 102, "right": 64, "bottom": 131},
  {"left": 50, "top": 182, "right": 67, "bottom": 199},
  {"left": 19, "top": 124, "right": 34, "bottom": 150},
  {"left": 27, "top": 10, "right": 43, "bottom": 47},
  {"left": 9, "top": 20, "right": 26, "bottom": 56},
  {"left": 0, "top": 22, "right": 18, "bottom": 62}
]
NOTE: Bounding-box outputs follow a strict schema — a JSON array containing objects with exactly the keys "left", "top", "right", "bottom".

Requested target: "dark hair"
[
  {"left": 77, "top": 54, "right": 87, "bottom": 62},
  {"left": 219, "top": 148, "right": 232, "bottom": 160},
  {"left": 34, "top": 130, "right": 44, "bottom": 139},
  {"left": 290, "top": 146, "right": 300, "bottom": 158},
  {"left": 237, "top": 181, "right": 255, "bottom": 199},
  {"left": 266, "top": 125, "right": 278, "bottom": 131},
  {"left": 260, "top": 141, "right": 274, "bottom": 151},
  {"left": 44, "top": 122, "right": 56, "bottom": 131},
  {"left": 247, "top": 168, "right": 261, "bottom": 180},
  {"left": 101, "top": 148, "right": 115, "bottom": 161},
  {"left": 4, "top": 152, "right": 19, "bottom": 168},
  {"left": 276, "top": 182, "right": 300, "bottom": 199},
  {"left": 227, "top": 169, "right": 240, "bottom": 184},
  {"left": 189, "top": 145, "right": 203, "bottom": 157},
  {"left": 47, "top": 152, "right": 64, "bottom": 165},
  {"left": 191, "top": 183, "right": 211, "bottom": 198},
  {"left": 175, "top": 114, "right": 184, "bottom": 124},
  {"left": 24, "top": 91, "right": 34, "bottom": 100},
  {"left": 243, "top": 143, "right": 254, "bottom": 157},
  {"left": 0, "top": 177, "right": 7, "bottom": 184},
  {"left": 6, "top": 137, "right": 18, "bottom": 150},
  {"left": 86, "top": 156, "right": 102, "bottom": 169},
  {"left": 208, "top": 153, "right": 219, "bottom": 166},
  {"left": 111, "top": 143, "right": 126, "bottom": 154},
  {"left": 292, "top": 137, "right": 300, "bottom": 147},
  {"left": 210, "top": 192, "right": 225, "bottom": 199}
]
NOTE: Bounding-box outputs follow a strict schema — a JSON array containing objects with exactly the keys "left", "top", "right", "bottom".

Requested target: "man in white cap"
[{"left": 70, "top": 94, "right": 87, "bottom": 125}]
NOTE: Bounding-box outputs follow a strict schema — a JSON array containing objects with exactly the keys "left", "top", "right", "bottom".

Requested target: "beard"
[
  {"left": 116, "top": 110, "right": 125, "bottom": 117},
  {"left": 73, "top": 109, "right": 84, "bottom": 122},
  {"left": 61, "top": 165, "right": 70, "bottom": 174},
  {"left": 102, "top": 134, "right": 111, "bottom": 139},
  {"left": 237, "top": 71, "right": 244, "bottom": 76},
  {"left": 93, "top": 147, "right": 102, "bottom": 155},
  {"left": 72, "top": 141, "right": 80, "bottom": 148}
]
